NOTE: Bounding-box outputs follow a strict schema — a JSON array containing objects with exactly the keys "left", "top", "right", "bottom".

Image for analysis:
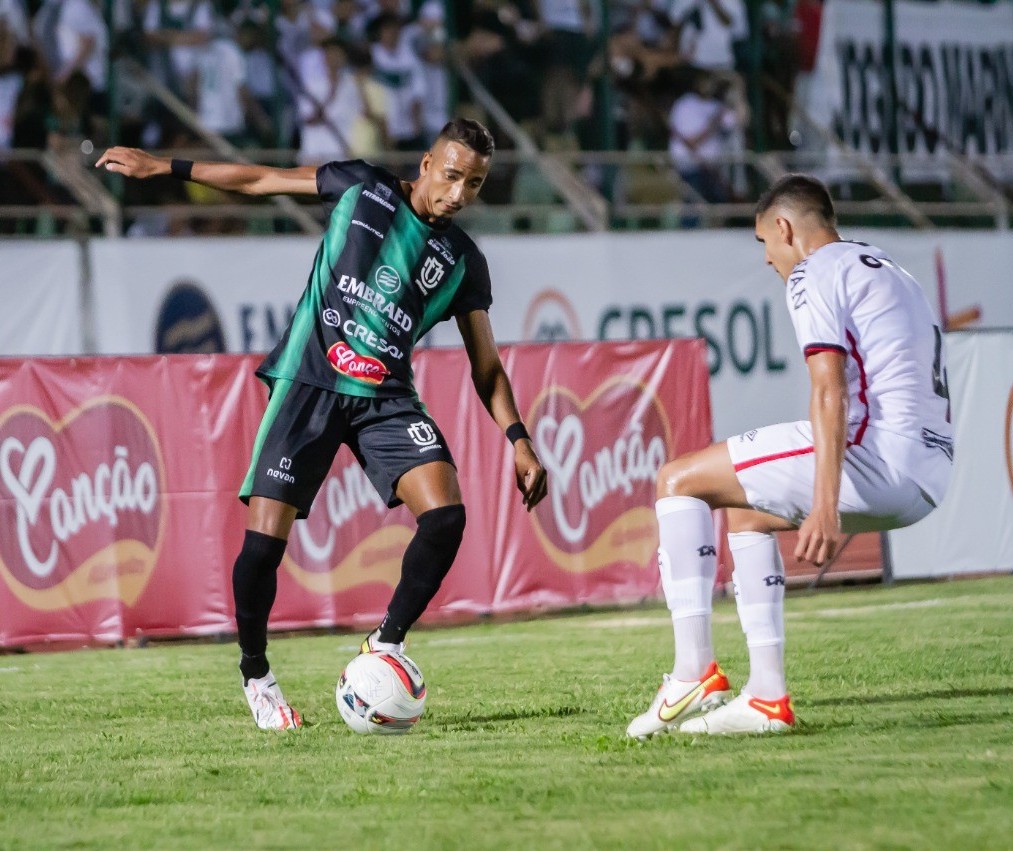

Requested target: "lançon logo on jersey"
[
  {"left": 327, "top": 342, "right": 390, "bottom": 385},
  {"left": 374, "top": 266, "right": 402, "bottom": 295},
  {"left": 0, "top": 397, "right": 166, "bottom": 610},
  {"left": 528, "top": 378, "right": 671, "bottom": 573}
]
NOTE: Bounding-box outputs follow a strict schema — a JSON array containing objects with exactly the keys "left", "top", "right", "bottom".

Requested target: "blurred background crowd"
[{"left": 0, "top": 0, "right": 1003, "bottom": 233}]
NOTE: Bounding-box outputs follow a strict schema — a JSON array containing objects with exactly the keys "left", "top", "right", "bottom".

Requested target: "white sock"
[
  {"left": 729, "top": 531, "right": 787, "bottom": 699},
  {"left": 656, "top": 496, "right": 717, "bottom": 681}
]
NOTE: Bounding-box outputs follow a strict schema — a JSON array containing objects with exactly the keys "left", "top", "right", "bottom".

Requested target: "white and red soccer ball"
[{"left": 336, "top": 651, "right": 427, "bottom": 735}]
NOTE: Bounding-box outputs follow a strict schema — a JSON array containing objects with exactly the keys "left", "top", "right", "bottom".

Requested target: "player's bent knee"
[
  {"left": 656, "top": 458, "right": 698, "bottom": 500},
  {"left": 417, "top": 503, "right": 466, "bottom": 544}
]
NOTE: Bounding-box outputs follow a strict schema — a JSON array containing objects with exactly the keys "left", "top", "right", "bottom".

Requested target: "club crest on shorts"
[{"left": 407, "top": 421, "right": 439, "bottom": 450}]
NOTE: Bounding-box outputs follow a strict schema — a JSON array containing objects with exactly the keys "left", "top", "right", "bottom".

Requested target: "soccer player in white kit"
[{"left": 627, "top": 174, "right": 954, "bottom": 737}]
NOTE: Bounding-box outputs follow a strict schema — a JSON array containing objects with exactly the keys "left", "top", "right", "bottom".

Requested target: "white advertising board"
[
  {"left": 89, "top": 236, "right": 321, "bottom": 355},
  {"left": 804, "top": 0, "right": 1013, "bottom": 171},
  {"left": 0, "top": 240, "right": 83, "bottom": 356},
  {"left": 887, "top": 332, "right": 1013, "bottom": 578},
  {"left": 88, "top": 229, "right": 1012, "bottom": 439}
]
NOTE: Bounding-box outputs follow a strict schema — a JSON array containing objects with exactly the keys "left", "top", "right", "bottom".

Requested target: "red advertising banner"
[{"left": 0, "top": 341, "right": 712, "bottom": 648}]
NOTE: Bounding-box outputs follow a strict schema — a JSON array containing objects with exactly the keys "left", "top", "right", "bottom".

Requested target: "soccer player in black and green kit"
[{"left": 97, "top": 119, "right": 548, "bottom": 730}]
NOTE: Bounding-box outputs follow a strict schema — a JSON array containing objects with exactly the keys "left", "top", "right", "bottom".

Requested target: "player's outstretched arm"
[
  {"left": 796, "top": 350, "right": 849, "bottom": 566},
  {"left": 457, "top": 310, "right": 547, "bottom": 511},
  {"left": 95, "top": 147, "right": 320, "bottom": 196}
]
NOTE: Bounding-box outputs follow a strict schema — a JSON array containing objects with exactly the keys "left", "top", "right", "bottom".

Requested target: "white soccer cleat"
[
  {"left": 243, "top": 672, "right": 303, "bottom": 731},
  {"left": 359, "top": 628, "right": 406, "bottom": 657},
  {"left": 679, "top": 692, "right": 795, "bottom": 735},
  {"left": 626, "top": 661, "right": 733, "bottom": 740}
]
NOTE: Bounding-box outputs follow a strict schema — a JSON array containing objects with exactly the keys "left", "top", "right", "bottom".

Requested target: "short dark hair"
[
  {"left": 436, "top": 118, "right": 495, "bottom": 157},
  {"left": 756, "top": 174, "right": 836, "bottom": 226}
]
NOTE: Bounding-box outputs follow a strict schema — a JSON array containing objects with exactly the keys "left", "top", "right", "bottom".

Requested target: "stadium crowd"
[{"left": 1, "top": 0, "right": 1004, "bottom": 233}]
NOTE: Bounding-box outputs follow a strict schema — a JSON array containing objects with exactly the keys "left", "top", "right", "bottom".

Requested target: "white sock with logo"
[
  {"left": 656, "top": 496, "right": 717, "bottom": 682},
  {"left": 729, "top": 531, "right": 787, "bottom": 699}
]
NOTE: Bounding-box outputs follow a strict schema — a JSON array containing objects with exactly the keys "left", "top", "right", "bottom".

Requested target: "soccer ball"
[{"left": 336, "top": 651, "right": 427, "bottom": 735}]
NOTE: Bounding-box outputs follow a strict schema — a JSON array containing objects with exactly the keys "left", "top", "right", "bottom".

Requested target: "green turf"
[{"left": 1, "top": 577, "right": 1011, "bottom": 850}]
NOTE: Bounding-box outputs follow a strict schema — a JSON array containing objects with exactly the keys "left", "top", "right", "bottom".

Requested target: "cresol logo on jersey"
[
  {"left": 529, "top": 378, "right": 671, "bottom": 573},
  {"left": 283, "top": 452, "right": 412, "bottom": 596},
  {"left": 0, "top": 398, "right": 166, "bottom": 610}
]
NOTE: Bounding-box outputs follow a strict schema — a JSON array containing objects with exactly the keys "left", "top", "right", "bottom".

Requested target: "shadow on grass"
[
  {"left": 435, "top": 705, "right": 585, "bottom": 728},
  {"left": 806, "top": 686, "right": 1013, "bottom": 708}
]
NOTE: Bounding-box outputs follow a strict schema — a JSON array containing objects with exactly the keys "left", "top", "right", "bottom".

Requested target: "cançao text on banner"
[
  {"left": 887, "top": 332, "right": 1013, "bottom": 578},
  {"left": 0, "top": 340, "right": 713, "bottom": 648}
]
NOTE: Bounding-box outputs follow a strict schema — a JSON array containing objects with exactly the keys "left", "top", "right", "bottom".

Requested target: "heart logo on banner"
[
  {"left": 0, "top": 398, "right": 166, "bottom": 610},
  {"left": 528, "top": 378, "right": 672, "bottom": 572}
]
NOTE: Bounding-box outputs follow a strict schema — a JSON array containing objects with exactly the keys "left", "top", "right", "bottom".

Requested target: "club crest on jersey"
[
  {"left": 327, "top": 342, "right": 389, "bottom": 385},
  {"left": 415, "top": 257, "right": 445, "bottom": 294}
]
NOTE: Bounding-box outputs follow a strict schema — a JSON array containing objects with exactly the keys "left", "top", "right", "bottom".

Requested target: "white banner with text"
[
  {"left": 87, "top": 230, "right": 1012, "bottom": 439},
  {"left": 887, "top": 332, "right": 1013, "bottom": 578},
  {"left": 804, "top": 0, "right": 1013, "bottom": 174}
]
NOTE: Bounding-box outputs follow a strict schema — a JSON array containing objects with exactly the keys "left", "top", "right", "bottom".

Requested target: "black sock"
[
  {"left": 378, "top": 504, "right": 466, "bottom": 644},
  {"left": 232, "top": 529, "right": 287, "bottom": 682}
]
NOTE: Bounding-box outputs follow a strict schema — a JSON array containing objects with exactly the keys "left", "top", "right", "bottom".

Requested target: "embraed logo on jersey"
[
  {"left": 0, "top": 398, "right": 166, "bottom": 610},
  {"left": 327, "top": 342, "right": 390, "bottom": 384},
  {"left": 528, "top": 378, "right": 672, "bottom": 572}
]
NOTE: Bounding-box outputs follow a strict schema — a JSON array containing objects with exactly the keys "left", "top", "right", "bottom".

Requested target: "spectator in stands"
[
  {"left": 46, "top": 68, "right": 92, "bottom": 153},
  {"left": 143, "top": 0, "right": 214, "bottom": 100},
  {"left": 668, "top": 68, "right": 742, "bottom": 221},
  {"left": 34, "top": 0, "right": 108, "bottom": 112},
  {"left": 369, "top": 11, "right": 425, "bottom": 150},
  {"left": 667, "top": 0, "right": 748, "bottom": 75},
  {"left": 406, "top": 0, "right": 449, "bottom": 146},
  {"left": 296, "top": 35, "right": 368, "bottom": 164},
  {"left": 0, "top": 15, "right": 23, "bottom": 150},
  {"left": 535, "top": 0, "right": 597, "bottom": 147},
  {"left": 193, "top": 21, "right": 269, "bottom": 146},
  {"left": 460, "top": 1, "right": 542, "bottom": 128},
  {"left": 274, "top": 0, "right": 333, "bottom": 79},
  {"left": 789, "top": 0, "right": 823, "bottom": 149},
  {"left": 236, "top": 18, "right": 283, "bottom": 146},
  {"left": 0, "top": 0, "right": 29, "bottom": 48}
]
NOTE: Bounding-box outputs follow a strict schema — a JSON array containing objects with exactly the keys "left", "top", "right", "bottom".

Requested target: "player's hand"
[
  {"left": 514, "top": 440, "right": 547, "bottom": 512},
  {"left": 794, "top": 505, "right": 842, "bottom": 567},
  {"left": 95, "top": 146, "right": 168, "bottom": 180}
]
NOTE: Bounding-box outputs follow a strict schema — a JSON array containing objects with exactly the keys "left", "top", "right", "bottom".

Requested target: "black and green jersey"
[{"left": 257, "top": 160, "right": 492, "bottom": 398}]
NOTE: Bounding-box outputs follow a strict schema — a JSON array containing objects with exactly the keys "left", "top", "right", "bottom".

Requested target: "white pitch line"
[{"left": 328, "top": 594, "right": 995, "bottom": 650}]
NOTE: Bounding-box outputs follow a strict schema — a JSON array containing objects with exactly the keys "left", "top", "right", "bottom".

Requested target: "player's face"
[
  {"left": 416, "top": 140, "right": 490, "bottom": 220},
  {"left": 754, "top": 211, "right": 797, "bottom": 283}
]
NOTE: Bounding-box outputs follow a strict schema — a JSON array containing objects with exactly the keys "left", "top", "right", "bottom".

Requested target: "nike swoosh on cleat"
[
  {"left": 658, "top": 684, "right": 702, "bottom": 722},
  {"left": 748, "top": 698, "right": 792, "bottom": 721}
]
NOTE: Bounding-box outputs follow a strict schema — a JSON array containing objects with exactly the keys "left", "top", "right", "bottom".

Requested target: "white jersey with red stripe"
[
  {"left": 727, "top": 240, "right": 953, "bottom": 525},
  {"left": 785, "top": 240, "right": 951, "bottom": 444}
]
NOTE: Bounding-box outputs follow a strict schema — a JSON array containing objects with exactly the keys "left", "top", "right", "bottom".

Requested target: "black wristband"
[
  {"left": 170, "top": 158, "right": 194, "bottom": 181},
  {"left": 506, "top": 422, "right": 530, "bottom": 445}
]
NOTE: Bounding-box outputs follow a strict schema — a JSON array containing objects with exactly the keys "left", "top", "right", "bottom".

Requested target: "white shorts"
[{"left": 727, "top": 421, "right": 947, "bottom": 533}]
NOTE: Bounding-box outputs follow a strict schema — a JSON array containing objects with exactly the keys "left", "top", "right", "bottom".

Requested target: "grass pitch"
[{"left": 1, "top": 577, "right": 1011, "bottom": 850}]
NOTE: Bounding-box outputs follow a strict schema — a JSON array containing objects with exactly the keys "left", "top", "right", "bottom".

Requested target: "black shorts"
[{"left": 239, "top": 379, "right": 455, "bottom": 518}]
